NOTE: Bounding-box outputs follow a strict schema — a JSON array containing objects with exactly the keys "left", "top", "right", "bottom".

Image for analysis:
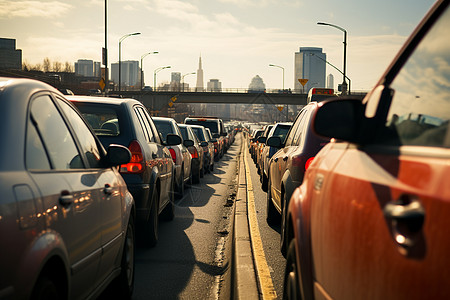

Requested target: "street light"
[
  {"left": 119, "top": 32, "right": 141, "bottom": 92},
  {"left": 153, "top": 66, "right": 171, "bottom": 91},
  {"left": 181, "top": 72, "right": 196, "bottom": 92},
  {"left": 317, "top": 22, "right": 348, "bottom": 94},
  {"left": 309, "top": 53, "right": 351, "bottom": 94},
  {"left": 140, "top": 51, "right": 159, "bottom": 90},
  {"left": 269, "top": 64, "right": 285, "bottom": 90}
]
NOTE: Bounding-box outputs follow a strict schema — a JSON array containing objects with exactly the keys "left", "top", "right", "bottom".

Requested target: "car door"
[
  {"left": 26, "top": 93, "right": 102, "bottom": 299},
  {"left": 56, "top": 96, "right": 124, "bottom": 287},
  {"left": 270, "top": 109, "right": 306, "bottom": 208},
  {"left": 311, "top": 4, "right": 450, "bottom": 299}
]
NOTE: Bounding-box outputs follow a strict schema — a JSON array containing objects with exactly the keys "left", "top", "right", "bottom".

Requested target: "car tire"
[
  {"left": 280, "top": 191, "right": 289, "bottom": 256},
  {"left": 283, "top": 239, "right": 301, "bottom": 300},
  {"left": 266, "top": 177, "right": 279, "bottom": 225},
  {"left": 114, "top": 215, "right": 135, "bottom": 299},
  {"left": 32, "top": 275, "right": 59, "bottom": 300},
  {"left": 193, "top": 166, "right": 201, "bottom": 184},
  {"left": 143, "top": 189, "right": 159, "bottom": 247},
  {"left": 175, "top": 169, "right": 184, "bottom": 199},
  {"left": 262, "top": 173, "right": 268, "bottom": 192}
]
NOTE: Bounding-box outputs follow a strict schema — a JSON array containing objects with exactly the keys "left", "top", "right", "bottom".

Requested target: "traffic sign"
[
  {"left": 99, "top": 77, "right": 106, "bottom": 91},
  {"left": 298, "top": 79, "right": 308, "bottom": 86},
  {"left": 171, "top": 96, "right": 178, "bottom": 102},
  {"left": 277, "top": 106, "right": 284, "bottom": 112},
  {"left": 168, "top": 101, "right": 174, "bottom": 107}
]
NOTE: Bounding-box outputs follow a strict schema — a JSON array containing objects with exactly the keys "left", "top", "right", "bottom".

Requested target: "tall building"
[
  {"left": 111, "top": 60, "right": 140, "bottom": 88},
  {"left": 207, "top": 79, "right": 221, "bottom": 92},
  {"left": 294, "top": 47, "right": 326, "bottom": 92},
  {"left": 74, "top": 59, "right": 101, "bottom": 77},
  {"left": 327, "top": 73, "right": 334, "bottom": 89},
  {"left": 0, "top": 38, "right": 22, "bottom": 70},
  {"left": 196, "top": 55, "right": 204, "bottom": 91},
  {"left": 170, "top": 72, "right": 181, "bottom": 91}
]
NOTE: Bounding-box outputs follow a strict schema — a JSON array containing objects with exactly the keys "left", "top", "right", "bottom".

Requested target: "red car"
[{"left": 283, "top": 1, "right": 450, "bottom": 299}]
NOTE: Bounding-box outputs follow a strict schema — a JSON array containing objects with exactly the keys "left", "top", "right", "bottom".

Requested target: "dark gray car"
[{"left": 0, "top": 78, "right": 135, "bottom": 299}]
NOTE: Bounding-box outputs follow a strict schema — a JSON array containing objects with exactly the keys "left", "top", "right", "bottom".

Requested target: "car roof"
[{"left": 66, "top": 95, "right": 140, "bottom": 105}]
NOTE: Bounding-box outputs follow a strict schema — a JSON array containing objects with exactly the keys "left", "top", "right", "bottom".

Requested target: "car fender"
[
  {"left": 16, "top": 230, "right": 70, "bottom": 299},
  {"left": 281, "top": 170, "right": 297, "bottom": 212}
]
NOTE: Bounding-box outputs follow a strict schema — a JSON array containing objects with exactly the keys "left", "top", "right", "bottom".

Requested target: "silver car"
[{"left": 0, "top": 77, "right": 135, "bottom": 299}]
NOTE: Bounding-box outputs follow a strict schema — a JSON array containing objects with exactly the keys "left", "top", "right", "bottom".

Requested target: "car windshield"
[
  {"left": 191, "top": 127, "right": 206, "bottom": 141},
  {"left": 153, "top": 120, "right": 175, "bottom": 142},
  {"left": 185, "top": 120, "right": 218, "bottom": 134},
  {"left": 72, "top": 103, "right": 120, "bottom": 137}
]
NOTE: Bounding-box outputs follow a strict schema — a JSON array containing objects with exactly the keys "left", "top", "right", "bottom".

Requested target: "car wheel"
[
  {"left": 266, "top": 177, "right": 279, "bottom": 225},
  {"left": 280, "top": 191, "right": 289, "bottom": 256},
  {"left": 114, "top": 215, "right": 135, "bottom": 299},
  {"left": 193, "top": 166, "right": 201, "bottom": 184},
  {"left": 200, "top": 164, "right": 204, "bottom": 178},
  {"left": 143, "top": 189, "right": 159, "bottom": 247},
  {"left": 176, "top": 169, "right": 184, "bottom": 199},
  {"left": 32, "top": 275, "right": 59, "bottom": 300},
  {"left": 262, "top": 173, "right": 268, "bottom": 192},
  {"left": 283, "top": 239, "right": 301, "bottom": 300}
]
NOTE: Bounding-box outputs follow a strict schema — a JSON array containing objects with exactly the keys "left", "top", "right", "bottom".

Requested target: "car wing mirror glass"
[
  {"left": 166, "top": 133, "right": 182, "bottom": 146},
  {"left": 314, "top": 98, "right": 364, "bottom": 142},
  {"left": 267, "top": 136, "right": 282, "bottom": 148},
  {"left": 106, "top": 144, "right": 131, "bottom": 166}
]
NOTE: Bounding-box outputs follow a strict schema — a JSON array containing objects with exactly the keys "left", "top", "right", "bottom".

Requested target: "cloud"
[{"left": 0, "top": 1, "right": 72, "bottom": 19}]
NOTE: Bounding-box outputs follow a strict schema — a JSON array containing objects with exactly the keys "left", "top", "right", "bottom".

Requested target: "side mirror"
[
  {"left": 213, "top": 133, "right": 220, "bottom": 138},
  {"left": 267, "top": 136, "right": 282, "bottom": 148},
  {"left": 210, "top": 138, "right": 217, "bottom": 143},
  {"left": 106, "top": 144, "right": 131, "bottom": 166},
  {"left": 257, "top": 136, "right": 267, "bottom": 143},
  {"left": 184, "top": 139, "right": 194, "bottom": 147},
  {"left": 313, "top": 98, "right": 364, "bottom": 142},
  {"left": 166, "top": 133, "right": 182, "bottom": 146},
  {"left": 200, "top": 141, "right": 208, "bottom": 147}
]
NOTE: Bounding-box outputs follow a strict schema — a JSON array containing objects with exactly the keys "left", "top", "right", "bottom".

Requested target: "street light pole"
[
  {"left": 119, "top": 32, "right": 141, "bottom": 92},
  {"left": 181, "top": 72, "right": 196, "bottom": 92},
  {"left": 317, "top": 22, "right": 348, "bottom": 94},
  {"left": 269, "top": 64, "right": 285, "bottom": 90},
  {"left": 140, "top": 51, "right": 158, "bottom": 90},
  {"left": 310, "top": 53, "right": 351, "bottom": 94},
  {"left": 153, "top": 66, "right": 171, "bottom": 92}
]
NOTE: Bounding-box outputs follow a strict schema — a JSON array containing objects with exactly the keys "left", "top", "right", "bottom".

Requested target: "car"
[
  {"left": 184, "top": 116, "right": 227, "bottom": 161},
  {"left": 178, "top": 124, "right": 205, "bottom": 184},
  {"left": 259, "top": 122, "right": 292, "bottom": 192},
  {"left": 283, "top": 1, "right": 450, "bottom": 299},
  {"left": 255, "top": 124, "right": 273, "bottom": 173},
  {"left": 205, "top": 128, "right": 217, "bottom": 171},
  {"left": 0, "top": 77, "right": 135, "bottom": 299},
  {"left": 187, "top": 124, "right": 215, "bottom": 174},
  {"left": 69, "top": 96, "right": 181, "bottom": 247},
  {"left": 153, "top": 117, "right": 192, "bottom": 198},
  {"left": 249, "top": 129, "right": 264, "bottom": 161},
  {"left": 266, "top": 101, "right": 330, "bottom": 248}
]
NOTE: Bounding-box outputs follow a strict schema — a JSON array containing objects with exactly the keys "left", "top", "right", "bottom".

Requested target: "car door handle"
[
  {"left": 274, "top": 157, "right": 278, "bottom": 162},
  {"left": 383, "top": 195, "right": 425, "bottom": 248},
  {"left": 59, "top": 191, "right": 74, "bottom": 206},
  {"left": 283, "top": 156, "right": 288, "bottom": 161},
  {"left": 152, "top": 153, "right": 158, "bottom": 159},
  {"left": 104, "top": 184, "right": 113, "bottom": 195}
]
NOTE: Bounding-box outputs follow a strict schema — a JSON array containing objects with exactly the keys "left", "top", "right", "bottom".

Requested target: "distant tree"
[
  {"left": 33, "top": 63, "right": 42, "bottom": 71},
  {"left": 22, "top": 60, "right": 30, "bottom": 71},
  {"left": 53, "top": 61, "right": 62, "bottom": 72},
  {"left": 64, "top": 61, "right": 74, "bottom": 73},
  {"left": 43, "top": 57, "right": 51, "bottom": 72}
]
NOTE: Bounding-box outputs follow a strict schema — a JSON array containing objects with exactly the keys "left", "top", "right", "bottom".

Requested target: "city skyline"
[{"left": 1, "top": 0, "right": 435, "bottom": 91}]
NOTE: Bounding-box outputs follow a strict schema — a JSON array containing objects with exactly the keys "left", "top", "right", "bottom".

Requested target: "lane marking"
[{"left": 244, "top": 144, "right": 277, "bottom": 299}]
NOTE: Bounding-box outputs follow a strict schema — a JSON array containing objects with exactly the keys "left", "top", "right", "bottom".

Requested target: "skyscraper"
[
  {"left": 196, "top": 55, "right": 204, "bottom": 91},
  {"left": 0, "top": 38, "right": 22, "bottom": 70},
  {"left": 294, "top": 47, "right": 326, "bottom": 92},
  {"left": 111, "top": 60, "right": 140, "bottom": 88},
  {"left": 327, "top": 73, "right": 334, "bottom": 89}
]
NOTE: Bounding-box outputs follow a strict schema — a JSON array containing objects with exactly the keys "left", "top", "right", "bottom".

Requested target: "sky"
[{"left": 0, "top": 0, "right": 437, "bottom": 91}]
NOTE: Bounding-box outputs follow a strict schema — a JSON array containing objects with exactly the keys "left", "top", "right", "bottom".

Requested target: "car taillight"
[
  {"left": 305, "top": 157, "right": 314, "bottom": 171},
  {"left": 169, "top": 148, "right": 176, "bottom": 163},
  {"left": 120, "top": 140, "right": 144, "bottom": 174},
  {"left": 189, "top": 146, "right": 198, "bottom": 159}
]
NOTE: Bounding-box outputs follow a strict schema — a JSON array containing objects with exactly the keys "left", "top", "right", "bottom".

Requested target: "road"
[{"left": 100, "top": 132, "right": 286, "bottom": 299}]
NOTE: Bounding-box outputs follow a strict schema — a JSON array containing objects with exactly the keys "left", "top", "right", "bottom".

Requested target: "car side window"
[
  {"left": 286, "top": 109, "right": 306, "bottom": 146},
  {"left": 29, "top": 95, "right": 84, "bottom": 169},
  {"left": 26, "top": 115, "right": 51, "bottom": 170},
  {"left": 134, "top": 107, "right": 151, "bottom": 142},
  {"left": 140, "top": 107, "right": 157, "bottom": 143},
  {"left": 58, "top": 98, "right": 102, "bottom": 168},
  {"left": 385, "top": 6, "right": 450, "bottom": 148}
]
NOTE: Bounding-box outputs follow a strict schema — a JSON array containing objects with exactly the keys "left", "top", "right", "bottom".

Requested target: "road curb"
[{"left": 232, "top": 136, "right": 260, "bottom": 299}]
